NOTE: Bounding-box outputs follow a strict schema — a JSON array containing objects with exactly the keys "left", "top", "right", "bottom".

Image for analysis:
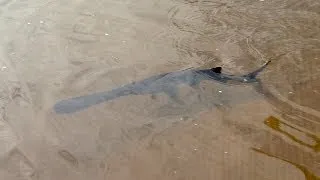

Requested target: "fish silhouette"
[{"left": 54, "top": 61, "right": 271, "bottom": 114}]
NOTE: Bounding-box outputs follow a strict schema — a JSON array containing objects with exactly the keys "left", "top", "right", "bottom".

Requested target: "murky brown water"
[{"left": 0, "top": 0, "right": 319, "bottom": 179}]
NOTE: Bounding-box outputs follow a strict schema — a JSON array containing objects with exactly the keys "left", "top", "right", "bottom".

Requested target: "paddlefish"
[{"left": 54, "top": 61, "right": 271, "bottom": 114}]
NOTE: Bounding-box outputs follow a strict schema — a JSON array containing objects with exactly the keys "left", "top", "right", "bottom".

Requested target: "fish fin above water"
[{"left": 211, "top": 67, "right": 222, "bottom": 73}]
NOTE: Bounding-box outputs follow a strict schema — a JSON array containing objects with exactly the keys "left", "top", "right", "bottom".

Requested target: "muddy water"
[{"left": 0, "top": 0, "right": 319, "bottom": 179}]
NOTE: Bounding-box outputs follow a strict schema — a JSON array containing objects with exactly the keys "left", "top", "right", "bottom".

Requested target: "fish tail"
[{"left": 245, "top": 60, "right": 271, "bottom": 79}]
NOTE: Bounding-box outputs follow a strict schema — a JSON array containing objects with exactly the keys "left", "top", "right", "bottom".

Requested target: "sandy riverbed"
[{"left": 0, "top": 0, "right": 319, "bottom": 179}]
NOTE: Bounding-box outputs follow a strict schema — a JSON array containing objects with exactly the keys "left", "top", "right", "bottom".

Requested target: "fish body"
[{"left": 54, "top": 61, "right": 270, "bottom": 114}]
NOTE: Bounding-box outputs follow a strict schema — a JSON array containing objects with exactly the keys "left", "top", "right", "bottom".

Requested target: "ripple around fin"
[
  {"left": 0, "top": 120, "right": 18, "bottom": 155},
  {"left": 58, "top": 150, "right": 78, "bottom": 167},
  {"left": 4, "top": 148, "right": 36, "bottom": 179}
]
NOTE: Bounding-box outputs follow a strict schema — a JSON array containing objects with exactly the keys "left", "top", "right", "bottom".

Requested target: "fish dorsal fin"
[{"left": 211, "top": 67, "right": 222, "bottom": 73}]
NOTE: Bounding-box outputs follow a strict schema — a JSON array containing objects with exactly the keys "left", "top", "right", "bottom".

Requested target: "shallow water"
[{"left": 0, "top": 0, "right": 319, "bottom": 179}]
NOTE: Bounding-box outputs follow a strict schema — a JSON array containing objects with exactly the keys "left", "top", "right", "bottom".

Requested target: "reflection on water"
[
  {"left": 252, "top": 148, "right": 320, "bottom": 180},
  {"left": 264, "top": 116, "right": 320, "bottom": 152}
]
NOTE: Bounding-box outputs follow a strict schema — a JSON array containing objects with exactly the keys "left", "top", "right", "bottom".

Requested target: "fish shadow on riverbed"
[{"left": 54, "top": 61, "right": 271, "bottom": 114}]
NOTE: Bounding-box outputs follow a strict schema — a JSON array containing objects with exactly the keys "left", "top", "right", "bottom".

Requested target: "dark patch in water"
[
  {"left": 54, "top": 61, "right": 270, "bottom": 114},
  {"left": 264, "top": 116, "right": 320, "bottom": 152},
  {"left": 252, "top": 148, "right": 320, "bottom": 180}
]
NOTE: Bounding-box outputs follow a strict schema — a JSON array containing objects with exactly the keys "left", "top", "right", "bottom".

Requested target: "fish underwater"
[{"left": 54, "top": 61, "right": 271, "bottom": 114}]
